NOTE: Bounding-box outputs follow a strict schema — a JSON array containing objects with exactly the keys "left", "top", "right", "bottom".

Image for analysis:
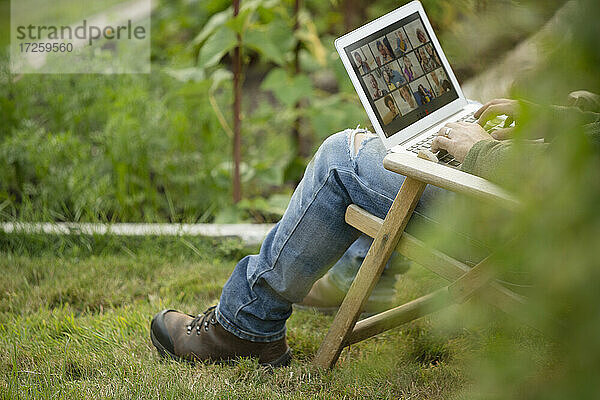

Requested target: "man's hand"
[
  {"left": 474, "top": 98, "right": 520, "bottom": 140},
  {"left": 431, "top": 122, "right": 494, "bottom": 162}
]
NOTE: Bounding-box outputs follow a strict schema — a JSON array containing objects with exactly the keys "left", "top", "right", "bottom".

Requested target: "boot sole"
[{"left": 150, "top": 329, "right": 292, "bottom": 368}]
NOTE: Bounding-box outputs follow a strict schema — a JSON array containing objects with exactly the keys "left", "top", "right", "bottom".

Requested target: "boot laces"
[{"left": 186, "top": 305, "right": 218, "bottom": 336}]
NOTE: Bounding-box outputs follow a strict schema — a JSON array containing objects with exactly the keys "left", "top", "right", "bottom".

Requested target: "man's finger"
[
  {"left": 474, "top": 98, "right": 509, "bottom": 118},
  {"left": 436, "top": 123, "right": 462, "bottom": 141},
  {"left": 490, "top": 127, "right": 514, "bottom": 140},
  {"left": 431, "top": 136, "right": 452, "bottom": 152},
  {"left": 474, "top": 101, "right": 494, "bottom": 118},
  {"left": 477, "top": 103, "right": 514, "bottom": 126},
  {"left": 436, "top": 122, "right": 461, "bottom": 135},
  {"left": 436, "top": 124, "right": 451, "bottom": 136}
]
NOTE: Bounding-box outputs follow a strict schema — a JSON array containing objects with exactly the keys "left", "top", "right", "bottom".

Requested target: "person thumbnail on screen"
[
  {"left": 393, "top": 85, "right": 418, "bottom": 115},
  {"left": 404, "top": 19, "right": 429, "bottom": 48},
  {"left": 382, "top": 61, "right": 407, "bottom": 90},
  {"left": 386, "top": 29, "right": 411, "bottom": 58},
  {"left": 351, "top": 49, "right": 372, "bottom": 75},
  {"left": 424, "top": 43, "right": 442, "bottom": 68},
  {"left": 416, "top": 28, "right": 428, "bottom": 45},
  {"left": 381, "top": 68, "right": 397, "bottom": 91},
  {"left": 427, "top": 68, "right": 451, "bottom": 96},
  {"left": 400, "top": 52, "right": 423, "bottom": 82},
  {"left": 376, "top": 95, "right": 400, "bottom": 126},
  {"left": 355, "top": 45, "right": 378, "bottom": 71},
  {"left": 365, "top": 73, "right": 388, "bottom": 100},
  {"left": 409, "top": 76, "right": 435, "bottom": 106},
  {"left": 417, "top": 45, "right": 439, "bottom": 73},
  {"left": 440, "top": 69, "right": 452, "bottom": 92},
  {"left": 369, "top": 37, "right": 395, "bottom": 67}
]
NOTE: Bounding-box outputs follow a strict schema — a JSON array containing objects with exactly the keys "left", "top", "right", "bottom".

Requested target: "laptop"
[{"left": 335, "top": 0, "right": 506, "bottom": 167}]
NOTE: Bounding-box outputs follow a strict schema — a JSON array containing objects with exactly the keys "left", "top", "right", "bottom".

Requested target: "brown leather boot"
[{"left": 150, "top": 306, "right": 291, "bottom": 367}]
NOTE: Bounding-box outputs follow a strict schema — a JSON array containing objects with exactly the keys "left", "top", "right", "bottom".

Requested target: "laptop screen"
[{"left": 344, "top": 12, "right": 459, "bottom": 138}]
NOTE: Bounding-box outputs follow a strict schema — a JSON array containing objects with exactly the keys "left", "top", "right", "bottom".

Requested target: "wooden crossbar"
[
  {"left": 345, "top": 288, "right": 450, "bottom": 346},
  {"left": 344, "top": 253, "right": 498, "bottom": 347},
  {"left": 344, "top": 205, "right": 527, "bottom": 314}
]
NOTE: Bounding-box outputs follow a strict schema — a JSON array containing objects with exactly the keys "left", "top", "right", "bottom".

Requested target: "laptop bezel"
[{"left": 334, "top": 0, "right": 468, "bottom": 150}]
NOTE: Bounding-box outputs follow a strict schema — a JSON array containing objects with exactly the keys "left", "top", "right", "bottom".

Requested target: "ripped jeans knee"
[{"left": 347, "top": 127, "right": 377, "bottom": 161}]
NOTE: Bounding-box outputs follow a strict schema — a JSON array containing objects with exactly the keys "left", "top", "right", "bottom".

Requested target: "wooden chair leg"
[{"left": 312, "top": 177, "right": 427, "bottom": 369}]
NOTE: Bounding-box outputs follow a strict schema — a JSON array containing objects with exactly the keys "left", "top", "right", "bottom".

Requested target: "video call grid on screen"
[{"left": 344, "top": 12, "right": 458, "bottom": 138}]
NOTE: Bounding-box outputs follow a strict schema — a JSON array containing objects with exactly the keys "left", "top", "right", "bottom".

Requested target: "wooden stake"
[{"left": 232, "top": 0, "right": 242, "bottom": 203}]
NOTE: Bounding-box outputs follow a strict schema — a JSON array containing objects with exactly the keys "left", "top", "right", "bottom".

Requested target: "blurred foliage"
[
  {"left": 415, "top": 1, "right": 600, "bottom": 398},
  {"left": 0, "top": 0, "right": 566, "bottom": 223}
]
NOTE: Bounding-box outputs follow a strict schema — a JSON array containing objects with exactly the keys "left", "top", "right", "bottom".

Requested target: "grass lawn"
[{"left": 0, "top": 233, "right": 542, "bottom": 399}]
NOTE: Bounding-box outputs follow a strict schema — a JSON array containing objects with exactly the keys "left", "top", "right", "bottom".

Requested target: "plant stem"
[
  {"left": 233, "top": 0, "right": 242, "bottom": 203},
  {"left": 292, "top": 0, "right": 303, "bottom": 162}
]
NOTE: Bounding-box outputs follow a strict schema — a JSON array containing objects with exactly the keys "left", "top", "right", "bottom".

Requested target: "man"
[
  {"left": 368, "top": 73, "right": 388, "bottom": 99},
  {"left": 150, "top": 96, "right": 600, "bottom": 367},
  {"left": 353, "top": 52, "right": 371, "bottom": 75}
]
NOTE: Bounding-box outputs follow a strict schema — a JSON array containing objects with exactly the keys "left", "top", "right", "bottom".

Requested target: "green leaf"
[
  {"left": 241, "top": 0, "right": 279, "bottom": 13},
  {"left": 261, "top": 68, "right": 313, "bottom": 108},
  {"left": 163, "top": 67, "right": 206, "bottom": 82},
  {"left": 244, "top": 30, "right": 285, "bottom": 66},
  {"left": 197, "top": 25, "right": 237, "bottom": 69},
  {"left": 192, "top": 8, "right": 232, "bottom": 45},
  {"left": 194, "top": 0, "right": 286, "bottom": 49},
  {"left": 253, "top": 159, "right": 286, "bottom": 186},
  {"left": 265, "top": 193, "right": 291, "bottom": 215},
  {"left": 307, "top": 95, "right": 368, "bottom": 141},
  {"left": 209, "top": 68, "right": 234, "bottom": 92},
  {"left": 225, "top": 8, "right": 253, "bottom": 35},
  {"left": 211, "top": 161, "right": 255, "bottom": 189},
  {"left": 244, "top": 19, "right": 295, "bottom": 66},
  {"left": 283, "top": 156, "right": 307, "bottom": 183},
  {"left": 237, "top": 193, "right": 291, "bottom": 218}
]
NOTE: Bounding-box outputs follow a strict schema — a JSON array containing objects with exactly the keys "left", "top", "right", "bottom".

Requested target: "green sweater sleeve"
[
  {"left": 460, "top": 140, "right": 508, "bottom": 183},
  {"left": 460, "top": 139, "right": 547, "bottom": 186},
  {"left": 460, "top": 103, "right": 599, "bottom": 185}
]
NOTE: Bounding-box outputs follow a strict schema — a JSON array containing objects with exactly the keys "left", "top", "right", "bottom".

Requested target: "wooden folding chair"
[{"left": 312, "top": 151, "right": 535, "bottom": 369}]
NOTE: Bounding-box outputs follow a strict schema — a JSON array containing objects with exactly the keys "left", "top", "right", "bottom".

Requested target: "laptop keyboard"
[{"left": 406, "top": 112, "right": 508, "bottom": 167}]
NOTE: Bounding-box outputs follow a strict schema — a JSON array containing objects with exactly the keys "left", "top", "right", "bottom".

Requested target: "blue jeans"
[
  {"left": 215, "top": 129, "right": 443, "bottom": 342},
  {"left": 326, "top": 233, "right": 409, "bottom": 297}
]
